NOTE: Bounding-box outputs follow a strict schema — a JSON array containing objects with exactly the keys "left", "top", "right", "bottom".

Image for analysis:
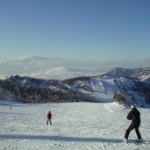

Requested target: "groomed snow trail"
[{"left": 0, "top": 101, "right": 150, "bottom": 150}]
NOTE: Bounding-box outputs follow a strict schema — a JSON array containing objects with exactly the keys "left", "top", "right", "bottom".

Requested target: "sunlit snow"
[{"left": 0, "top": 100, "right": 150, "bottom": 150}]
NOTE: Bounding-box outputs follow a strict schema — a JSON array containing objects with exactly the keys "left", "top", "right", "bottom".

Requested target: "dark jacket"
[{"left": 127, "top": 107, "right": 141, "bottom": 125}]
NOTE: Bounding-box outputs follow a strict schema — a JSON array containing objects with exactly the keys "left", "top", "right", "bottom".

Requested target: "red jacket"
[{"left": 47, "top": 111, "right": 52, "bottom": 119}]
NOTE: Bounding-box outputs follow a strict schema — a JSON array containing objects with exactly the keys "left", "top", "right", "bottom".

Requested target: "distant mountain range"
[
  {"left": 0, "top": 67, "right": 150, "bottom": 106},
  {"left": 102, "top": 67, "right": 150, "bottom": 80}
]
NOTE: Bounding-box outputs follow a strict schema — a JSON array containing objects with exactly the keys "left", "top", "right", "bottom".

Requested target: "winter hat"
[{"left": 131, "top": 104, "right": 136, "bottom": 109}]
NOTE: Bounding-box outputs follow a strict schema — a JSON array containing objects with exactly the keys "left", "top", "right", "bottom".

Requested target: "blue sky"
[{"left": 0, "top": 0, "right": 150, "bottom": 79}]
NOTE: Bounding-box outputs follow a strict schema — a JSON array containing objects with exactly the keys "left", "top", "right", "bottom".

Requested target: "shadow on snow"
[{"left": 0, "top": 134, "right": 122, "bottom": 143}]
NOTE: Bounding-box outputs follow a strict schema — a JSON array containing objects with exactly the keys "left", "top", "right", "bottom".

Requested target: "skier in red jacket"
[{"left": 46, "top": 111, "right": 52, "bottom": 125}]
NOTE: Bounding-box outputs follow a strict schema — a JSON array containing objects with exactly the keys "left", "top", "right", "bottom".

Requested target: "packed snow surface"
[
  {"left": 90, "top": 78, "right": 118, "bottom": 102},
  {"left": 0, "top": 100, "right": 150, "bottom": 150}
]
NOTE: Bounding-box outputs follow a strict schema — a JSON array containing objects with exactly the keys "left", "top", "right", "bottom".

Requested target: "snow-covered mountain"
[
  {"left": 0, "top": 67, "right": 150, "bottom": 106},
  {"left": 102, "top": 67, "right": 150, "bottom": 82},
  {"left": 1, "top": 67, "right": 150, "bottom": 150}
]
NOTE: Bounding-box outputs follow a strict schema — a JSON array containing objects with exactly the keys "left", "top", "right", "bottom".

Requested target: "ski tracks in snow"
[
  {"left": 104, "top": 104, "right": 114, "bottom": 113},
  {"left": 0, "top": 102, "right": 150, "bottom": 150}
]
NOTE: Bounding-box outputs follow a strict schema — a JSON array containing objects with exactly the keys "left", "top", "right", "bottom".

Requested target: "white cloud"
[{"left": 0, "top": 55, "right": 150, "bottom": 80}]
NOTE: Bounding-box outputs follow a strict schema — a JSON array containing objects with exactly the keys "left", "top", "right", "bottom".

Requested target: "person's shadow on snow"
[{"left": 0, "top": 134, "right": 126, "bottom": 143}]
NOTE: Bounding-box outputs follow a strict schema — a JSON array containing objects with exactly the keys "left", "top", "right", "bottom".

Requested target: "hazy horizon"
[
  {"left": 0, "top": 0, "right": 150, "bottom": 79},
  {"left": 0, "top": 55, "right": 150, "bottom": 80}
]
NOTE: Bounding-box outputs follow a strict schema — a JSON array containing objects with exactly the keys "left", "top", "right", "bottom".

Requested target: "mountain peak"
[{"left": 103, "top": 67, "right": 150, "bottom": 80}]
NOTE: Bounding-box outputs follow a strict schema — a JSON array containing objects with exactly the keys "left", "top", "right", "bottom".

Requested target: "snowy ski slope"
[{"left": 0, "top": 100, "right": 150, "bottom": 150}]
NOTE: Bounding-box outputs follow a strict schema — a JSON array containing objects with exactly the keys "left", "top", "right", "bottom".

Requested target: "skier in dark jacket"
[
  {"left": 46, "top": 111, "right": 52, "bottom": 125},
  {"left": 124, "top": 104, "right": 143, "bottom": 142}
]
